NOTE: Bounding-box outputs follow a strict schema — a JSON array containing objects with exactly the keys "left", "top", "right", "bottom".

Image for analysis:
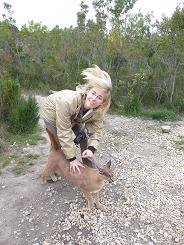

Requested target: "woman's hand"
[
  {"left": 70, "top": 159, "right": 85, "bottom": 173},
  {"left": 82, "top": 149, "right": 94, "bottom": 158}
]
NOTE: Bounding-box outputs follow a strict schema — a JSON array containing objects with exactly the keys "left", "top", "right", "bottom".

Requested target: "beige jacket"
[{"left": 41, "top": 90, "right": 104, "bottom": 159}]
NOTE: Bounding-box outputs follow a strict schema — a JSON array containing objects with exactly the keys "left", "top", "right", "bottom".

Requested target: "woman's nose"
[{"left": 91, "top": 95, "right": 97, "bottom": 101}]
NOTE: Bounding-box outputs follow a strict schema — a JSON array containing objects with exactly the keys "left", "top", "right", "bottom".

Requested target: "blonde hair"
[{"left": 78, "top": 65, "right": 112, "bottom": 113}]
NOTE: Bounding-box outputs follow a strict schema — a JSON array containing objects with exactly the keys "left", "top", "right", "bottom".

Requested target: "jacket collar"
[
  {"left": 81, "top": 108, "right": 94, "bottom": 121},
  {"left": 74, "top": 94, "right": 94, "bottom": 122}
]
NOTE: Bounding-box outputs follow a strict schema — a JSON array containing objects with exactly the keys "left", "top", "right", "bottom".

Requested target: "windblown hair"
[{"left": 78, "top": 65, "right": 112, "bottom": 113}]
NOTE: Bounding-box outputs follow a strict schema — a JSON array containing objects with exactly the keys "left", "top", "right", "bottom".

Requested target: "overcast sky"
[{"left": 0, "top": 0, "right": 182, "bottom": 29}]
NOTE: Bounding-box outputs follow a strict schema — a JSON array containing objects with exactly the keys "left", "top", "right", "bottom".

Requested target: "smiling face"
[{"left": 84, "top": 87, "right": 107, "bottom": 110}]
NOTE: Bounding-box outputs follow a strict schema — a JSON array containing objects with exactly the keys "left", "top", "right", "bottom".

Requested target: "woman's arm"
[
  {"left": 85, "top": 117, "right": 104, "bottom": 151},
  {"left": 55, "top": 93, "right": 79, "bottom": 160}
]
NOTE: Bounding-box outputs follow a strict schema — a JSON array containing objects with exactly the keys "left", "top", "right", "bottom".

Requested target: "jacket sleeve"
[
  {"left": 85, "top": 116, "right": 104, "bottom": 150},
  {"left": 55, "top": 98, "right": 76, "bottom": 160}
]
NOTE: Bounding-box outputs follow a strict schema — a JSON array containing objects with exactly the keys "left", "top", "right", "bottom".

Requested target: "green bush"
[
  {"left": 0, "top": 79, "right": 20, "bottom": 120},
  {"left": 8, "top": 96, "right": 40, "bottom": 133},
  {"left": 123, "top": 95, "right": 141, "bottom": 115},
  {"left": 142, "top": 109, "right": 177, "bottom": 121},
  {"left": 174, "top": 97, "right": 184, "bottom": 113}
]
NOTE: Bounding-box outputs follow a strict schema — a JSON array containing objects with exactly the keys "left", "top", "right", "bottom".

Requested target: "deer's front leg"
[
  {"left": 82, "top": 190, "right": 94, "bottom": 209},
  {"left": 93, "top": 192, "right": 107, "bottom": 211}
]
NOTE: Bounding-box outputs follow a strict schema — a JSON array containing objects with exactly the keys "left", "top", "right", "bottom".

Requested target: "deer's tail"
[{"left": 46, "top": 128, "right": 60, "bottom": 150}]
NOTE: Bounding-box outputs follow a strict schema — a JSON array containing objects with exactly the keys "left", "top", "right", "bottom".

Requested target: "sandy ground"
[{"left": 0, "top": 95, "right": 184, "bottom": 245}]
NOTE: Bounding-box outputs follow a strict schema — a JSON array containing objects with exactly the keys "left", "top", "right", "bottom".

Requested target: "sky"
[{"left": 0, "top": 0, "right": 182, "bottom": 29}]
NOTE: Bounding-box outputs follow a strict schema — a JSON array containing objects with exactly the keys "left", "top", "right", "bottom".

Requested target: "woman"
[{"left": 41, "top": 65, "right": 112, "bottom": 173}]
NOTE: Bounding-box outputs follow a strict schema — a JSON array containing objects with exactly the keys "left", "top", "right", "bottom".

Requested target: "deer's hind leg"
[{"left": 42, "top": 154, "right": 58, "bottom": 184}]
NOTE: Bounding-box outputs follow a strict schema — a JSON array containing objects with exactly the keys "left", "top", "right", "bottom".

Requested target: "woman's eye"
[
  {"left": 90, "top": 91, "right": 103, "bottom": 101},
  {"left": 97, "top": 96, "right": 103, "bottom": 101}
]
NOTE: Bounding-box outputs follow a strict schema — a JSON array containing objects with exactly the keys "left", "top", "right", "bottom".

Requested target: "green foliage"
[
  {"left": 0, "top": 150, "right": 39, "bottom": 175},
  {"left": 174, "top": 96, "right": 184, "bottom": 113},
  {"left": 0, "top": 138, "right": 6, "bottom": 153},
  {"left": 0, "top": 123, "right": 45, "bottom": 174},
  {"left": 123, "top": 94, "right": 141, "bottom": 115},
  {"left": 0, "top": 79, "right": 20, "bottom": 120},
  {"left": 12, "top": 154, "right": 39, "bottom": 175},
  {"left": 141, "top": 109, "right": 177, "bottom": 121},
  {"left": 0, "top": 3, "right": 184, "bottom": 117},
  {"left": 0, "top": 79, "right": 40, "bottom": 139},
  {"left": 0, "top": 123, "right": 8, "bottom": 153},
  {"left": 121, "top": 69, "right": 148, "bottom": 114},
  {"left": 2, "top": 3, "right": 16, "bottom": 24},
  {"left": 9, "top": 127, "right": 46, "bottom": 145},
  {"left": 8, "top": 96, "right": 39, "bottom": 133},
  {"left": 129, "top": 69, "right": 148, "bottom": 95},
  {"left": 11, "top": 157, "right": 27, "bottom": 175},
  {"left": 170, "top": 6, "right": 184, "bottom": 33},
  {"left": 0, "top": 154, "right": 11, "bottom": 175},
  {"left": 1, "top": 156, "right": 11, "bottom": 168}
]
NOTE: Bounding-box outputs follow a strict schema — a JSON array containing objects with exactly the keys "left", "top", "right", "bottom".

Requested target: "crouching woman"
[{"left": 41, "top": 65, "right": 112, "bottom": 174}]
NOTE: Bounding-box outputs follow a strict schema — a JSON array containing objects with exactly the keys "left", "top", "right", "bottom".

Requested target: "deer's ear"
[{"left": 106, "top": 160, "right": 111, "bottom": 168}]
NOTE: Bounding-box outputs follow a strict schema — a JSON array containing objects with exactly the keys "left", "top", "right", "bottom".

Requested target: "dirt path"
[{"left": 0, "top": 95, "right": 184, "bottom": 245}]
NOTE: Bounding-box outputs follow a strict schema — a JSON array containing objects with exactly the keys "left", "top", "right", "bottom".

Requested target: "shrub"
[
  {"left": 174, "top": 97, "right": 184, "bottom": 113},
  {"left": 8, "top": 96, "right": 40, "bottom": 133},
  {"left": 0, "top": 79, "right": 20, "bottom": 120},
  {"left": 142, "top": 109, "right": 177, "bottom": 121},
  {"left": 123, "top": 95, "right": 141, "bottom": 115}
]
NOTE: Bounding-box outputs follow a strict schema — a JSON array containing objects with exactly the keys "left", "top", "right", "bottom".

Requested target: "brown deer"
[{"left": 42, "top": 128, "right": 114, "bottom": 210}]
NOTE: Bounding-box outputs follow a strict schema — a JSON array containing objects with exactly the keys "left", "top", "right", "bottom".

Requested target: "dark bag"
[{"left": 74, "top": 131, "right": 86, "bottom": 145}]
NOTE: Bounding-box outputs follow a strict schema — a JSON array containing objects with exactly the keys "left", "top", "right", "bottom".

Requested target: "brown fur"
[{"left": 42, "top": 128, "right": 114, "bottom": 210}]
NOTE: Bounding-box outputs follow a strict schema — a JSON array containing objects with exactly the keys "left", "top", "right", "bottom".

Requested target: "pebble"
[{"left": 175, "top": 237, "right": 180, "bottom": 243}]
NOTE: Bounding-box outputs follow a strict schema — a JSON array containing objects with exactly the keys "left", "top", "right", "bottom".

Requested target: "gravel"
[{"left": 0, "top": 95, "right": 184, "bottom": 245}]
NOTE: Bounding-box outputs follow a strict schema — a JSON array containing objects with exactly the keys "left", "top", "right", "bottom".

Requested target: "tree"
[
  {"left": 2, "top": 2, "right": 16, "bottom": 25},
  {"left": 153, "top": 5, "right": 184, "bottom": 105},
  {"left": 77, "top": 1, "right": 89, "bottom": 31}
]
